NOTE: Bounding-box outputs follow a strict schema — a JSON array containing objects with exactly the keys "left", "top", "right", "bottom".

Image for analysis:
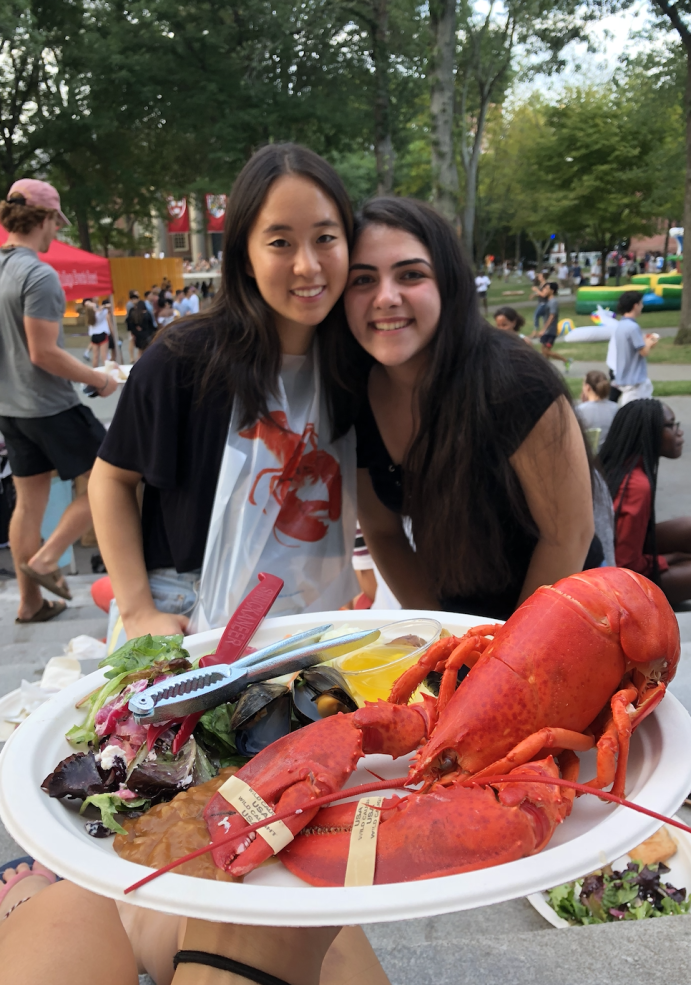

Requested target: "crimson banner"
[
  {"left": 205, "top": 193, "right": 227, "bottom": 232},
  {"left": 167, "top": 197, "right": 189, "bottom": 233}
]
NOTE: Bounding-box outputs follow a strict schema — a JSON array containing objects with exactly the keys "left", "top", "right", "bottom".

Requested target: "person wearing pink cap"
[{"left": 0, "top": 179, "right": 117, "bottom": 623}]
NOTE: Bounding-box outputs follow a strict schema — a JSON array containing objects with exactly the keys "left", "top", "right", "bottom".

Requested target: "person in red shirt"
[{"left": 600, "top": 398, "right": 691, "bottom": 603}]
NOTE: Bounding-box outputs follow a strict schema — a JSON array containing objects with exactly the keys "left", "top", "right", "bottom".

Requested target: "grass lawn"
[
  {"left": 566, "top": 378, "right": 691, "bottom": 400},
  {"left": 553, "top": 335, "right": 691, "bottom": 364}
]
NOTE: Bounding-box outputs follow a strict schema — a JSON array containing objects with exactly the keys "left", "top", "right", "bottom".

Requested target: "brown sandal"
[
  {"left": 15, "top": 599, "right": 67, "bottom": 624},
  {"left": 19, "top": 564, "right": 72, "bottom": 600}
]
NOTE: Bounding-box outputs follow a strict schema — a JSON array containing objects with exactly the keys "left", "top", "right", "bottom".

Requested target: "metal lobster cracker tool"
[
  {"left": 164, "top": 571, "right": 285, "bottom": 753},
  {"left": 129, "top": 628, "right": 380, "bottom": 724}
]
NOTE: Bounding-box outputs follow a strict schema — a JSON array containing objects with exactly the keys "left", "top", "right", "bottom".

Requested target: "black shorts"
[
  {"left": 0, "top": 405, "right": 106, "bottom": 480},
  {"left": 90, "top": 332, "right": 109, "bottom": 345},
  {"left": 540, "top": 333, "right": 556, "bottom": 349}
]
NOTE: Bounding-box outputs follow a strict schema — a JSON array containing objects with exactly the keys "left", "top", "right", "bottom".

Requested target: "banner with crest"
[
  {"left": 205, "top": 193, "right": 227, "bottom": 232},
  {"left": 166, "top": 197, "right": 189, "bottom": 233}
]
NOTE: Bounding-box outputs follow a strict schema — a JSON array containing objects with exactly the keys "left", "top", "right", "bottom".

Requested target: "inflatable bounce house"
[{"left": 575, "top": 272, "right": 682, "bottom": 315}]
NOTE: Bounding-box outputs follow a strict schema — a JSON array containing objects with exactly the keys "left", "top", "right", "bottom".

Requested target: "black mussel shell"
[
  {"left": 423, "top": 665, "right": 471, "bottom": 698},
  {"left": 292, "top": 666, "right": 358, "bottom": 724},
  {"left": 231, "top": 683, "right": 292, "bottom": 757},
  {"left": 229, "top": 682, "right": 290, "bottom": 731}
]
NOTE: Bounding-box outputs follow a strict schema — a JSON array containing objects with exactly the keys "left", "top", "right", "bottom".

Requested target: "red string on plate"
[{"left": 123, "top": 774, "right": 691, "bottom": 894}]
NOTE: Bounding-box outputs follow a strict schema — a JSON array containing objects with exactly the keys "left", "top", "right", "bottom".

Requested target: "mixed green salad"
[
  {"left": 41, "top": 631, "right": 357, "bottom": 836},
  {"left": 42, "top": 634, "right": 248, "bottom": 836},
  {"left": 547, "top": 862, "right": 690, "bottom": 925}
]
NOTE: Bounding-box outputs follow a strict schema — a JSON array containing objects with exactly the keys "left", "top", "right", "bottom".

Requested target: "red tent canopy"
[{"left": 0, "top": 228, "right": 112, "bottom": 301}]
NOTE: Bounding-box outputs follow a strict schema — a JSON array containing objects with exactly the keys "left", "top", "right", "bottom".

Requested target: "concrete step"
[{"left": 367, "top": 912, "right": 691, "bottom": 984}]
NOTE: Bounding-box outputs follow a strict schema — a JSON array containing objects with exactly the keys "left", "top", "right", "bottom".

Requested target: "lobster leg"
[
  {"left": 469, "top": 727, "right": 595, "bottom": 782},
  {"left": 388, "top": 637, "right": 461, "bottom": 704},
  {"left": 585, "top": 684, "right": 639, "bottom": 797},
  {"left": 437, "top": 638, "right": 484, "bottom": 713},
  {"left": 388, "top": 625, "right": 500, "bottom": 705}
]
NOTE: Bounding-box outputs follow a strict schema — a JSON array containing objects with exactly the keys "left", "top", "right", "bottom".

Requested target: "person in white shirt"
[
  {"left": 180, "top": 285, "right": 200, "bottom": 316},
  {"left": 475, "top": 272, "right": 490, "bottom": 314},
  {"left": 558, "top": 263, "right": 570, "bottom": 291}
]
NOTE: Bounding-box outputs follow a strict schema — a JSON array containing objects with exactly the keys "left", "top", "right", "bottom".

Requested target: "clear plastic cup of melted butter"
[{"left": 333, "top": 617, "right": 442, "bottom": 704}]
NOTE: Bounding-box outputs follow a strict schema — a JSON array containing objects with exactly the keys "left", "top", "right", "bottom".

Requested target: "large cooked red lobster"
[{"left": 197, "top": 567, "right": 679, "bottom": 886}]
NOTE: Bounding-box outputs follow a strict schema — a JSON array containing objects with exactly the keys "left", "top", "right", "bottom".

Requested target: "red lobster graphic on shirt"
[{"left": 239, "top": 412, "right": 342, "bottom": 543}]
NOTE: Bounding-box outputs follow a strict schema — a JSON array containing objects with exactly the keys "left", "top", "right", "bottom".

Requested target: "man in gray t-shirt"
[
  {"left": 611, "top": 291, "right": 658, "bottom": 405},
  {"left": 538, "top": 281, "right": 569, "bottom": 368},
  {"left": 0, "top": 178, "right": 116, "bottom": 624}
]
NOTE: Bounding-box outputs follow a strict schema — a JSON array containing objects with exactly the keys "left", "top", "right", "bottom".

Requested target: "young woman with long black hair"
[
  {"left": 89, "top": 144, "right": 358, "bottom": 639},
  {"left": 599, "top": 398, "right": 691, "bottom": 604},
  {"left": 329, "top": 197, "right": 597, "bottom": 620}
]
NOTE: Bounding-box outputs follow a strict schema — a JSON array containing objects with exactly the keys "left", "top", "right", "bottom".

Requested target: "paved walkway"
[
  {"left": 3, "top": 402, "right": 691, "bottom": 983},
  {"left": 568, "top": 360, "right": 691, "bottom": 381}
]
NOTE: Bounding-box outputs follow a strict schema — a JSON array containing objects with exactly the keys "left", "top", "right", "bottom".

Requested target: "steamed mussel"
[
  {"left": 230, "top": 683, "right": 292, "bottom": 757},
  {"left": 292, "top": 666, "right": 358, "bottom": 724},
  {"left": 227, "top": 667, "right": 358, "bottom": 757}
]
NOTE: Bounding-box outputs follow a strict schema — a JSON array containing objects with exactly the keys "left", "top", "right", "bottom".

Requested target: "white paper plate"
[
  {"left": 528, "top": 817, "right": 691, "bottom": 928},
  {"left": 1, "top": 608, "right": 691, "bottom": 927}
]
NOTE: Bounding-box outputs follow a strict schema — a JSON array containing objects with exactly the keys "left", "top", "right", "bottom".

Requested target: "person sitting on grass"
[
  {"left": 536, "top": 282, "right": 570, "bottom": 371},
  {"left": 493, "top": 306, "right": 525, "bottom": 333},
  {"left": 599, "top": 398, "right": 691, "bottom": 605},
  {"left": 575, "top": 370, "right": 619, "bottom": 451}
]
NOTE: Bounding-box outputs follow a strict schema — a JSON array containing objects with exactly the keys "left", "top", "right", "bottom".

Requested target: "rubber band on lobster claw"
[{"left": 124, "top": 773, "right": 691, "bottom": 894}]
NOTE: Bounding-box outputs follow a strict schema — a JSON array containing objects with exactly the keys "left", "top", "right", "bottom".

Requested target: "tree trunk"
[
  {"left": 77, "top": 212, "right": 92, "bottom": 253},
  {"left": 461, "top": 154, "right": 479, "bottom": 260},
  {"left": 600, "top": 247, "right": 608, "bottom": 287},
  {"left": 676, "top": 48, "right": 691, "bottom": 344},
  {"left": 662, "top": 218, "right": 671, "bottom": 274},
  {"left": 372, "top": 0, "right": 395, "bottom": 194},
  {"left": 429, "top": 0, "right": 458, "bottom": 224},
  {"left": 514, "top": 230, "right": 520, "bottom": 266}
]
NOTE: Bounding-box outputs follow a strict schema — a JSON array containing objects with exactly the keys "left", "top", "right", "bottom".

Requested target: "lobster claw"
[
  {"left": 280, "top": 757, "right": 573, "bottom": 886},
  {"left": 203, "top": 701, "right": 430, "bottom": 876}
]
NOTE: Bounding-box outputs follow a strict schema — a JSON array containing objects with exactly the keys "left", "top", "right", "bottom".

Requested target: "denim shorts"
[
  {"left": 106, "top": 567, "right": 201, "bottom": 654},
  {"left": 148, "top": 567, "right": 201, "bottom": 615}
]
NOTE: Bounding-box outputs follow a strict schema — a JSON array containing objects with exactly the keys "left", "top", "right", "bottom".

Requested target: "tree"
[
  {"left": 0, "top": 1, "right": 79, "bottom": 191},
  {"left": 526, "top": 88, "right": 662, "bottom": 280},
  {"left": 453, "top": 0, "right": 633, "bottom": 261},
  {"left": 649, "top": 1, "right": 691, "bottom": 339},
  {"left": 429, "top": 0, "right": 458, "bottom": 222}
]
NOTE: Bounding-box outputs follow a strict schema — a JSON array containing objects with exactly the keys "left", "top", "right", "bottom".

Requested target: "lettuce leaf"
[
  {"left": 99, "top": 634, "right": 189, "bottom": 680},
  {"left": 195, "top": 704, "right": 248, "bottom": 768},
  {"left": 79, "top": 793, "right": 149, "bottom": 836},
  {"left": 66, "top": 671, "right": 132, "bottom": 747}
]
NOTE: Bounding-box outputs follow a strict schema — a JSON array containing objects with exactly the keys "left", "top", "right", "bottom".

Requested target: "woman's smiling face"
[
  {"left": 344, "top": 223, "right": 441, "bottom": 368},
  {"left": 246, "top": 174, "right": 349, "bottom": 340}
]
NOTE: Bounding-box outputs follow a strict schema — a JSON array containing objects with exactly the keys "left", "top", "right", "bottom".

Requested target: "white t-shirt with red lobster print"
[{"left": 188, "top": 347, "right": 357, "bottom": 632}]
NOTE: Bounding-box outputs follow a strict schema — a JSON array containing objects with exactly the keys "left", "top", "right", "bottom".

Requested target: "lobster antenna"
[{"left": 124, "top": 775, "right": 691, "bottom": 894}]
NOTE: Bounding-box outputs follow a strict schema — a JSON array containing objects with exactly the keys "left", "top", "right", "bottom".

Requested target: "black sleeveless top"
[{"left": 355, "top": 382, "right": 603, "bottom": 621}]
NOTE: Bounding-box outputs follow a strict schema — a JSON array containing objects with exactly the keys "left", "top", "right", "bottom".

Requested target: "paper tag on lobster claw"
[
  {"left": 344, "top": 797, "right": 384, "bottom": 887},
  {"left": 217, "top": 775, "right": 294, "bottom": 854}
]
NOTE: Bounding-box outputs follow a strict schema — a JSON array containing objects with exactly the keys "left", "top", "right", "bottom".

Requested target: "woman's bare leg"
[
  {"left": 172, "top": 920, "right": 341, "bottom": 985},
  {"left": 0, "top": 880, "right": 138, "bottom": 985},
  {"left": 320, "top": 926, "right": 391, "bottom": 985},
  {"left": 117, "top": 903, "right": 390, "bottom": 985},
  {"left": 656, "top": 518, "right": 691, "bottom": 554},
  {"left": 656, "top": 519, "right": 691, "bottom": 604}
]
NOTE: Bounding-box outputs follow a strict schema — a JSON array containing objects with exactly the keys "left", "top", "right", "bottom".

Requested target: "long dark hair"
[
  {"left": 494, "top": 305, "right": 525, "bottom": 331},
  {"left": 161, "top": 143, "right": 354, "bottom": 431},
  {"left": 325, "top": 196, "right": 570, "bottom": 599},
  {"left": 599, "top": 398, "right": 664, "bottom": 582}
]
